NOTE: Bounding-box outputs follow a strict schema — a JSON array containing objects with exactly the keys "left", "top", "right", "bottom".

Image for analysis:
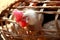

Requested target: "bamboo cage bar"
[
  {"left": 55, "top": 14, "right": 60, "bottom": 36},
  {"left": 12, "top": 6, "right": 60, "bottom": 9},
  {"left": 9, "top": 11, "right": 60, "bottom": 14},
  {"left": 36, "top": 11, "right": 60, "bottom": 14},
  {"left": 31, "top": 1, "right": 60, "bottom": 3},
  {"left": 54, "top": 9, "right": 60, "bottom": 37}
]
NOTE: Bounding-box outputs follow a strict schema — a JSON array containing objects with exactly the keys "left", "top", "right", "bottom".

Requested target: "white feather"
[{"left": 24, "top": 9, "right": 37, "bottom": 25}]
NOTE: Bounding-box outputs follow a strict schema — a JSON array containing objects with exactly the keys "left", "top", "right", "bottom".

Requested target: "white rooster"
[{"left": 13, "top": 9, "right": 37, "bottom": 28}]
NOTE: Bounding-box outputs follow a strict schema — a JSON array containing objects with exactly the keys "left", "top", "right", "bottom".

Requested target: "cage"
[{"left": 0, "top": 0, "right": 60, "bottom": 40}]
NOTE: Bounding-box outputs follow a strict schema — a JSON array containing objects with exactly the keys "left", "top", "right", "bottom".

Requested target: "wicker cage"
[{"left": 0, "top": 0, "right": 60, "bottom": 40}]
